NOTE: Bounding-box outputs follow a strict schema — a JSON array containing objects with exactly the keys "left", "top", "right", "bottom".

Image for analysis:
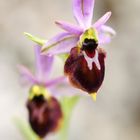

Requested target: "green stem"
[
  {"left": 59, "top": 117, "right": 70, "bottom": 140},
  {"left": 59, "top": 96, "right": 80, "bottom": 140}
]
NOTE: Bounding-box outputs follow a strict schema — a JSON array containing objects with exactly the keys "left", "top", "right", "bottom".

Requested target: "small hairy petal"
[
  {"left": 18, "top": 65, "right": 38, "bottom": 86},
  {"left": 73, "top": 0, "right": 95, "bottom": 28},
  {"left": 95, "top": 24, "right": 116, "bottom": 45},
  {"left": 98, "top": 33, "right": 111, "bottom": 45},
  {"left": 100, "top": 25, "right": 116, "bottom": 36},
  {"left": 93, "top": 12, "right": 112, "bottom": 29},
  {"left": 97, "top": 25, "right": 116, "bottom": 45},
  {"left": 42, "top": 34, "right": 79, "bottom": 56},
  {"left": 35, "top": 46, "right": 54, "bottom": 82},
  {"left": 55, "top": 20, "right": 83, "bottom": 35}
]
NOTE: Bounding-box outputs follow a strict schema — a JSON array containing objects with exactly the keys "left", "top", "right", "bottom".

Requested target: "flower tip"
[
  {"left": 90, "top": 92, "right": 97, "bottom": 101},
  {"left": 108, "top": 11, "right": 112, "bottom": 16},
  {"left": 55, "top": 20, "right": 59, "bottom": 25},
  {"left": 24, "top": 32, "right": 32, "bottom": 39},
  {"left": 24, "top": 32, "right": 46, "bottom": 46},
  {"left": 106, "top": 11, "right": 112, "bottom": 17},
  {"left": 23, "top": 32, "right": 27, "bottom": 35},
  {"left": 55, "top": 20, "right": 62, "bottom": 27},
  {"left": 112, "top": 30, "right": 116, "bottom": 36},
  {"left": 106, "top": 11, "right": 112, "bottom": 19}
]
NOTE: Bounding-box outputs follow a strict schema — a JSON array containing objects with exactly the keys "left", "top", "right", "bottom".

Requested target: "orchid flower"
[
  {"left": 18, "top": 45, "right": 66, "bottom": 93},
  {"left": 42, "top": 0, "right": 116, "bottom": 56},
  {"left": 18, "top": 45, "right": 67, "bottom": 138},
  {"left": 41, "top": 0, "right": 116, "bottom": 100},
  {"left": 19, "top": 42, "right": 84, "bottom": 139}
]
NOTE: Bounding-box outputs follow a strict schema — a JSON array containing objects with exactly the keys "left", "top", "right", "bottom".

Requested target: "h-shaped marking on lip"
[{"left": 83, "top": 50, "right": 101, "bottom": 70}]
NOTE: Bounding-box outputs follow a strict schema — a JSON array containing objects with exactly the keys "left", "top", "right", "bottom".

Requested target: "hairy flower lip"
[
  {"left": 27, "top": 95, "right": 63, "bottom": 138},
  {"left": 64, "top": 47, "right": 106, "bottom": 94}
]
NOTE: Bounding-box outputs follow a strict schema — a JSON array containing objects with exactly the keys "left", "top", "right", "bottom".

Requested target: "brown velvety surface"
[
  {"left": 27, "top": 96, "right": 63, "bottom": 138},
  {"left": 64, "top": 47, "right": 106, "bottom": 94}
]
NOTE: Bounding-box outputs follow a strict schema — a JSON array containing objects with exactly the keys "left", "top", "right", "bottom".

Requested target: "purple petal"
[
  {"left": 46, "top": 37, "right": 78, "bottom": 55},
  {"left": 98, "top": 34, "right": 111, "bottom": 45},
  {"left": 18, "top": 65, "right": 38, "bottom": 86},
  {"left": 34, "top": 45, "right": 54, "bottom": 82},
  {"left": 93, "top": 12, "right": 112, "bottom": 29},
  {"left": 48, "top": 77, "right": 84, "bottom": 97},
  {"left": 100, "top": 25, "right": 116, "bottom": 36},
  {"left": 97, "top": 25, "right": 116, "bottom": 45},
  {"left": 43, "top": 32, "right": 71, "bottom": 48},
  {"left": 45, "top": 76, "right": 66, "bottom": 87},
  {"left": 42, "top": 32, "right": 79, "bottom": 55},
  {"left": 43, "top": 32, "right": 72, "bottom": 50},
  {"left": 55, "top": 20, "right": 83, "bottom": 35},
  {"left": 73, "top": 0, "right": 95, "bottom": 28}
]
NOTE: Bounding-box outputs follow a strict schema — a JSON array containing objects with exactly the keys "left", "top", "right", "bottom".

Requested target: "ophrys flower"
[
  {"left": 42, "top": 0, "right": 116, "bottom": 100},
  {"left": 18, "top": 46, "right": 65, "bottom": 138}
]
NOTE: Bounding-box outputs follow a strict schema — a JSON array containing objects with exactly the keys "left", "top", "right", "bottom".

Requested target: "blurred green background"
[{"left": 0, "top": 0, "right": 140, "bottom": 140}]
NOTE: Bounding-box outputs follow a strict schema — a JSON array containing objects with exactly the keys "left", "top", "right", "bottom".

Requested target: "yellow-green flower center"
[
  {"left": 79, "top": 28, "right": 98, "bottom": 47},
  {"left": 29, "top": 85, "right": 50, "bottom": 100}
]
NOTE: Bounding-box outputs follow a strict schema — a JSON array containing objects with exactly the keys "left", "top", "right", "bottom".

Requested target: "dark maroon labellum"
[
  {"left": 27, "top": 95, "right": 63, "bottom": 138},
  {"left": 64, "top": 46, "right": 106, "bottom": 94}
]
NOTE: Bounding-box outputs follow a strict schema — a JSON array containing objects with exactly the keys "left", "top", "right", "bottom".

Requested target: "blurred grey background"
[{"left": 0, "top": 0, "right": 140, "bottom": 140}]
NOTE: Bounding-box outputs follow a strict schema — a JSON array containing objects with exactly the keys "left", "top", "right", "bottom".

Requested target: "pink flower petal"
[
  {"left": 34, "top": 46, "right": 54, "bottom": 82},
  {"left": 42, "top": 32, "right": 79, "bottom": 55},
  {"left": 45, "top": 76, "right": 66, "bottom": 87},
  {"left": 18, "top": 65, "right": 38, "bottom": 86},
  {"left": 97, "top": 25, "right": 116, "bottom": 45},
  {"left": 73, "top": 0, "right": 95, "bottom": 28},
  {"left": 47, "top": 38, "right": 78, "bottom": 55},
  {"left": 93, "top": 12, "right": 112, "bottom": 29},
  {"left": 55, "top": 20, "right": 83, "bottom": 35},
  {"left": 43, "top": 32, "right": 72, "bottom": 49},
  {"left": 100, "top": 25, "right": 116, "bottom": 36},
  {"left": 98, "top": 34, "right": 111, "bottom": 45},
  {"left": 48, "top": 78, "right": 85, "bottom": 97}
]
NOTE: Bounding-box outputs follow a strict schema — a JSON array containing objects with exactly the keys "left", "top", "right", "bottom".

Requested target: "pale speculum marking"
[{"left": 83, "top": 50, "right": 101, "bottom": 70}]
